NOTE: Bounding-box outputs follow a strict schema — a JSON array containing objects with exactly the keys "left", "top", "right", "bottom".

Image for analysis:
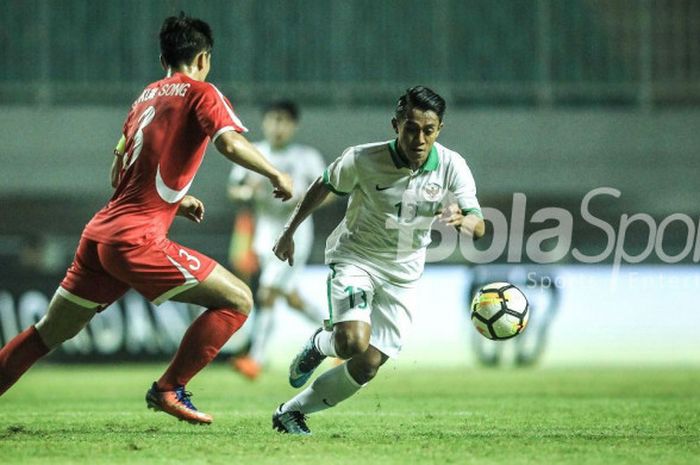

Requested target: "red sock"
[
  {"left": 157, "top": 308, "right": 247, "bottom": 391},
  {"left": 0, "top": 326, "right": 50, "bottom": 396}
]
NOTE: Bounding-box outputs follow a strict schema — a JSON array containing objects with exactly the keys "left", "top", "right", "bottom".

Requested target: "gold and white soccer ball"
[{"left": 470, "top": 282, "right": 529, "bottom": 340}]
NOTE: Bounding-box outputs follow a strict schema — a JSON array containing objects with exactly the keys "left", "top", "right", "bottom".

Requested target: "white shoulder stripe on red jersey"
[
  {"left": 209, "top": 84, "right": 248, "bottom": 133},
  {"left": 155, "top": 164, "right": 194, "bottom": 204}
]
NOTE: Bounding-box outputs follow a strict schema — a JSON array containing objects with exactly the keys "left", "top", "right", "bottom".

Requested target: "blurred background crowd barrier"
[{"left": 2, "top": 0, "right": 699, "bottom": 107}]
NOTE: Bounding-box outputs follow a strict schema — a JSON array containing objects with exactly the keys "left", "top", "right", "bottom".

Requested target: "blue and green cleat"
[{"left": 288, "top": 328, "right": 327, "bottom": 388}]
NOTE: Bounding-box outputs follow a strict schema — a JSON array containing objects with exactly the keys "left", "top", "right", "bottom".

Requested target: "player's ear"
[
  {"left": 391, "top": 117, "right": 399, "bottom": 134},
  {"left": 159, "top": 55, "right": 168, "bottom": 72},
  {"left": 436, "top": 121, "right": 444, "bottom": 134},
  {"left": 195, "top": 51, "right": 208, "bottom": 71}
]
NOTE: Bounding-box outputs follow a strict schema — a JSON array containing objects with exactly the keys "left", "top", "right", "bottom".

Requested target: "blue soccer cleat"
[{"left": 288, "top": 328, "right": 326, "bottom": 388}]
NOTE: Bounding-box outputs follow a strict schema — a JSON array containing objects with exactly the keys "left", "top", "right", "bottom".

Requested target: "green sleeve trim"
[
  {"left": 462, "top": 208, "right": 483, "bottom": 219},
  {"left": 322, "top": 168, "right": 349, "bottom": 196}
]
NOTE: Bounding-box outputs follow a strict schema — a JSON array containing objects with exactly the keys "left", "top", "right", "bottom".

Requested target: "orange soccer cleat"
[
  {"left": 145, "top": 382, "right": 213, "bottom": 425},
  {"left": 229, "top": 355, "right": 262, "bottom": 380}
]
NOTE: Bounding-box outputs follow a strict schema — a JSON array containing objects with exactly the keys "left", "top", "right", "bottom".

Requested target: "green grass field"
[{"left": 1, "top": 363, "right": 698, "bottom": 465}]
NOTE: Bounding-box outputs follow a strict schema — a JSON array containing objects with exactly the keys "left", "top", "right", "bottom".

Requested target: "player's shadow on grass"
[{"left": 0, "top": 423, "right": 231, "bottom": 437}]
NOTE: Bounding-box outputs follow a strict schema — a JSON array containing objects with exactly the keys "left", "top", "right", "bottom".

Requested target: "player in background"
[
  {"left": 0, "top": 13, "right": 293, "bottom": 425},
  {"left": 227, "top": 101, "right": 328, "bottom": 380},
  {"left": 271, "top": 86, "right": 485, "bottom": 435}
]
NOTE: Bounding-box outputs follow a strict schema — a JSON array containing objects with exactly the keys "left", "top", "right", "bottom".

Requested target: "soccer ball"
[{"left": 470, "top": 282, "right": 529, "bottom": 340}]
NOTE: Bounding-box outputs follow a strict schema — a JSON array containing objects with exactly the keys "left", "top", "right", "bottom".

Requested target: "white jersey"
[
  {"left": 323, "top": 140, "right": 481, "bottom": 284},
  {"left": 229, "top": 141, "right": 325, "bottom": 258}
]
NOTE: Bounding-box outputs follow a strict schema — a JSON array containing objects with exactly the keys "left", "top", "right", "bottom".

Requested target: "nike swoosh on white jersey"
[{"left": 155, "top": 164, "right": 193, "bottom": 204}]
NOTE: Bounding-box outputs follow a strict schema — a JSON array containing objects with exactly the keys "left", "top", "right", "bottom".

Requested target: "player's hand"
[
  {"left": 273, "top": 231, "right": 295, "bottom": 266},
  {"left": 436, "top": 203, "right": 459, "bottom": 223},
  {"left": 271, "top": 172, "right": 293, "bottom": 201},
  {"left": 438, "top": 203, "right": 481, "bottom": 236},
  {"left": 177, "top": 195, "right": 205, "bottom": 223}
]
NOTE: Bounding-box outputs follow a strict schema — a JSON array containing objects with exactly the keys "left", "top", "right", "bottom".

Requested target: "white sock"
[
  {"left": 249, "top": 306, "right": 275, "bottom": 365},
  {"left": 314, "top": 330, "right": 338, "bottom": 357},
  {"left": 282, "top": 362, "right": 362, "bottom": 414}
]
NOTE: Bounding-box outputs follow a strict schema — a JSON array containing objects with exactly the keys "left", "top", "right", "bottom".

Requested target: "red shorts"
[{"left": 59, "top": 236, "right": 217, "bottom": 309}]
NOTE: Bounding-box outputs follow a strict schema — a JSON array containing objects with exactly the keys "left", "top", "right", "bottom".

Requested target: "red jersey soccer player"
[{"left": 0, "top": 14, "right": 293, "bottom": 425}]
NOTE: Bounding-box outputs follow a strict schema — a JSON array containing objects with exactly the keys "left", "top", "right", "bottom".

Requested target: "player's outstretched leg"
[
  {"left": 286, "top": 290, "right": 326, "bottom": 326},
  {"left": 0, "top": 327, "right": 49, "bottom": 397},
  {"left": 288, "top": 327, "right": 327, "bottom": 388},
  {"left": 275, "top": 344, "right": 388, "bottom": 435},
  {"left": 147, "top": 264, "right": 252, "bottom": 424},
  {"left": 0, "top": 293, "right": 96, "bottom": 396}
]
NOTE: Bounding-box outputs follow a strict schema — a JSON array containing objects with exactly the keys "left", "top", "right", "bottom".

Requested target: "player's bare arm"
[
  {"left": 439, "top": 202, "right": 485, "bottom": 238},
  {"left": 215, "top": 130, "right": 293, "bottom": 201},
  {"left": 273, "top": 176, "right": 331, "bottom": 266}
]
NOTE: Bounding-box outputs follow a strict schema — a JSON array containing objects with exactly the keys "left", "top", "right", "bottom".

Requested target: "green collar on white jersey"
[{"left": 388, "top": 140, "right": 439, "bottom": 172}]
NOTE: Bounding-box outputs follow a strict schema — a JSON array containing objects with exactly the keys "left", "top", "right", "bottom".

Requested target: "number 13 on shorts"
[{"left": 327, "top": 263, "right": 374, "bottom": 325}]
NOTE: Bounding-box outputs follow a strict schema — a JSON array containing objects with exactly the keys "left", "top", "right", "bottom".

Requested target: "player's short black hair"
[
  {"left": 159, "top": 12, "right": 214, "bottom": 68},
  {"left": 263, "top": 100, "right": 300, "bottom": 121},
  {"left": 395, "top": 86, "right": 446, "bottom": 122}
]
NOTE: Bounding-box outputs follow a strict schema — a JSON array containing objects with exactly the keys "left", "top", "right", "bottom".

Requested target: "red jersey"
[{"left": 83, "top": 73, "right": 247, "bottom": 245}]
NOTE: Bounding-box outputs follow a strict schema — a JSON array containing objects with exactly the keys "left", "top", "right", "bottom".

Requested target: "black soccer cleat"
[{"left": 272, "top": 403, "right": 311, "bottom": 436}]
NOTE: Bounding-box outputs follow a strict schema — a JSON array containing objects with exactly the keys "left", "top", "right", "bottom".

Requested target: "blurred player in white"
[
  {"left": 271, "top": 86, "right": 486, "bottom": 434},
  {"left": 228, "top": 101, "right": 327, "bottom": 379}
]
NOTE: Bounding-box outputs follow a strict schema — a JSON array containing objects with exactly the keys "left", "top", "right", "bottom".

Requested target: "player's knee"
[
  {"left": 226, "top": 284, "right": 253, "bottom": 315},
  {"left": 237, "top": 291, "right": 254, "bottom": 315},
  {"left": 258, "top": 287, "right": 277, "bottom": 308},
  {"left": 285, "top": 292, "right": 304, "bottom": 310},
  {"left": 334, "top": 330, "right": 369, "bottom": 359}
]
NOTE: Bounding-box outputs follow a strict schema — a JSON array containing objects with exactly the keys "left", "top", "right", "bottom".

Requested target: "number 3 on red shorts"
[{"left": 179, "top": 248, "right": 201, "bottom": 271}]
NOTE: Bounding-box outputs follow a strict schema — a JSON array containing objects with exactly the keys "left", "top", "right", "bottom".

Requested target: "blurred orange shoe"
[
  {"left": 230, "top": 355, "right": 262, "bottom": 380},
  {"left": 145, "top": 382, "right": 212, "bottom": 425}
]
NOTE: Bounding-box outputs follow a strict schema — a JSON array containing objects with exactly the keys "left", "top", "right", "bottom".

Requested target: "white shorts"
[
  {"left": 326, "top": 262, "right": 417, "bottom": 358},
  {"left": 254, "top": 216, "right": 314, "bottom": 294}
]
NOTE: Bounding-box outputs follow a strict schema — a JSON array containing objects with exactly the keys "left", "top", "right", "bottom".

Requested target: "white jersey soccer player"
[
  {"left": 271, "top": 86, "right": 485, "bottom": 434},
  {"left": 228, "top": 101, "right": 327, "bottom": 379},
  {"left": 319, "top": 138, "right": 482, "bottom": 356},
  {"left": 230, "top": 140, "right": 325, "bottom": 291}
]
